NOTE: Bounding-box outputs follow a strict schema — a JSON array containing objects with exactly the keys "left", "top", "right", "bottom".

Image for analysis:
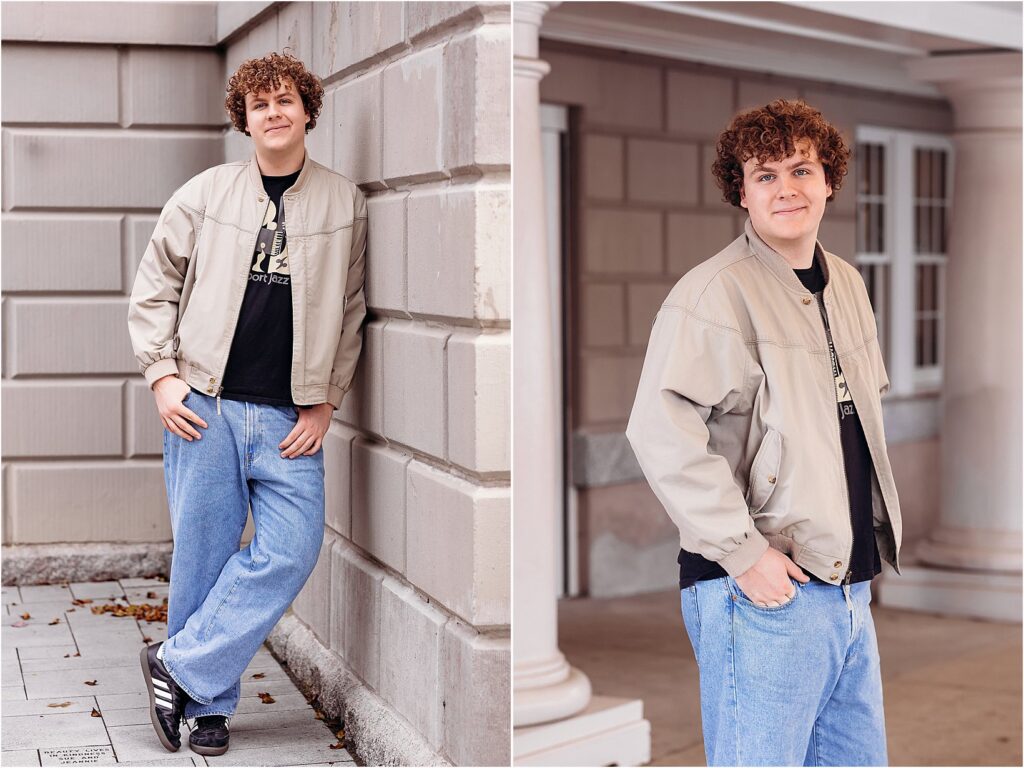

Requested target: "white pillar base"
[
  {"left": 514, "top": 664, "right": 592, "bottom": 727},
  {"left": 914, "top": 525, "right": 1022, "bottom": 572},
  {"left": 876, "top": 560, "right": 1021, "bottom": 623},
  {"left": 513, "top": 695, "right": 653, "bottom": 767}
]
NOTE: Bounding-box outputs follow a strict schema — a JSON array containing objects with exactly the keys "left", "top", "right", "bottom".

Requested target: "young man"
[
  {"left": 627, "top": 100, "right": 903, "bottom": 766},
  {"left": 127, "top": 52, "right": 367, "bottom": 756}
]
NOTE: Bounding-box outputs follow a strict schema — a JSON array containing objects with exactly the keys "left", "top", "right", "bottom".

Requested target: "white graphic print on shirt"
[{"left": 252, "top": 199, "right": 290, "bottom": 285}]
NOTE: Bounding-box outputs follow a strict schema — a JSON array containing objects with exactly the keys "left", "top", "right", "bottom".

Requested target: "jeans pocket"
[
  {"left": 680, "top": 587, "right": 702, "bottom": 664},
  {"left": 728, "top": 575, "right": 799, "bottom": 611}
]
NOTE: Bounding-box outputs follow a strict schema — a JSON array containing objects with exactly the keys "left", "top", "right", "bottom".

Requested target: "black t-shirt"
[
  {"left": 678, "top": 252, "right": 882, "bottom": 588},
  {"left": 219, "top": 167, "right": 302, "bottom": 407}
]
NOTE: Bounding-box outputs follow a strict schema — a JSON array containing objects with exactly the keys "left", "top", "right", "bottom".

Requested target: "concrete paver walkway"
[
  {"left": 1, "top": 579, "right": 355, "bottom": 766},
  {"left": 560, "top": 587, "right": 1022, "bottom": 767}
]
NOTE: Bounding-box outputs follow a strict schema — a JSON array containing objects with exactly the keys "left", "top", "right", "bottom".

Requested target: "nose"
[{"left": 777, "top": 176, "right": 797, "bottom": 198}]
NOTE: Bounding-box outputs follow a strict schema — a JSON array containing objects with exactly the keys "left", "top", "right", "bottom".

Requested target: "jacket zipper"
[
  {"left": 814, "top": 291, "right": 854, "bottom": 584},
  {"left": 213, "top": 195, "right": 273, "bottom": 417}
]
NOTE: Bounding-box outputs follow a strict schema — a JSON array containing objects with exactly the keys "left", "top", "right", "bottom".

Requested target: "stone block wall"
[
  {"left": 222, "top": 3, "right": 511, "bottom": 765},
  {"left": 2, "top": 2, "right": 510, "bottom": 764},
  {"left": 1, "top": 3, "right": 222, "bottom": 545},
  {"left": 539, "top": 40, "right": 952, "bottom": 596}
]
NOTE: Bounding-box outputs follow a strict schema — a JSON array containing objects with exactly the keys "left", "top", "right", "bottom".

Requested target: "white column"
[
  {"left": 512, "top": 0, "right": 592, "bottom": 728},
  {"left": 512, "top": 3, "right": 650, "bottom": 764},
  {"left": 879, "top": 52, "right": 1022, "bottom": 622}
]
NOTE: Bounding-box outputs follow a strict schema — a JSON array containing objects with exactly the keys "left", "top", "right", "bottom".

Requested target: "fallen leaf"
[
  {"left": 48, "top": 618, "right": 61, "bottom": 625},
  {"left": 142, "top": 636, "right": 152, "bottom": 643},
  {"left": 20, "top": 612, "right": 30, "bottom": 620},
  {"left": 90, "top": 601, "right": 167, "bottom": 623},
  {"left": 90, "top": 707, "right": 101, "bottom": 718},
  {"left": 257, "top": 692, "right": 275, "bottom": 704},
  {"left": 11, "top": 620, "right": 27, "bottom": 628},
  {"left": 47, "top": 702, "right": 73, "bottom": 708},
  {"left": 335, "top": 729, "right": 345, "bottom": 740},
  {"left": 329, "top": 743, "right": 344, "bottom": 750},
  {"left": 146, "top": 591, "right": 159, "bottom": 599},
  {"left": 73, "top": 652, "right": 80, "bottom": 657},
  {"left": 251, "top": 672, "right": 265, "bottom": 679},
  {"left": 63, "top": 654, "right": 70, "bottom": 658},
  {"left": 68, "top": 608, "right": 76, "bottom": 612},
  {"left": 314, "top": 710, "right": 324, "bottom": 720},
  {"left": 84, "top": 680, "right": 97, "bottom": 686},
  {"left": 71, "top": 599, "right": 93, "bottom": 606}
]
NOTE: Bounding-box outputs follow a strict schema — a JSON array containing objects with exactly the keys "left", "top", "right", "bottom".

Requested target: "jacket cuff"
[
  {"left": 326, "top": 384, "right": 346, "bottom": 411},
  {"left": 144, "top": 358, "right": 180, "bottom": 389},
  {"left": 715, "top": 529, "right": 770, "bottom": 578}
]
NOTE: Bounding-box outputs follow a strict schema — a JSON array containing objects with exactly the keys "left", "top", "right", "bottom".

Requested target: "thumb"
[{"left": 787, "top": 559, "right": 810, "bottom": 582}]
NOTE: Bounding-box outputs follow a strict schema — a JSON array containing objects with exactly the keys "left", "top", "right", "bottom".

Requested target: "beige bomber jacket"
[
  {"left": 127, "top": 149, "right": 367, "bottom": 410},
  {"left": 626, "top": 219, "right": 903, "bottom": 585}
]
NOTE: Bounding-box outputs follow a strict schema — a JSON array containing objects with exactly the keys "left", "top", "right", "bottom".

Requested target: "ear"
[
  {"left": 739, "top": 184, "right": 748, "bottom": 209},
  {"left": 825, "top": 181, "right": 833, "bottom": 199}
]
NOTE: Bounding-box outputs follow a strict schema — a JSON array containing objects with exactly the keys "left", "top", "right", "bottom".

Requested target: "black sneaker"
[
  {"left": 189, "top": 715, "right": 230, "bottom": 756},
  {"left": 139, "top": 642, "right": 191, "bottom": 751}
]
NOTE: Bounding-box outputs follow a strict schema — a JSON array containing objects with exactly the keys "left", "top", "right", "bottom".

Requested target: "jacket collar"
[
  {"left": 247, "top": 148, "right": 312, "bottom": 197},
  {"left": 744, "top": 217, "right": 830, "bottom": 297}
]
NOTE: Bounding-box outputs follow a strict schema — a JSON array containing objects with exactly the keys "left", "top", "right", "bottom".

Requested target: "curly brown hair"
[
  {"left": 225, "top": 52, "right": 324, "bottom": 137},
  {"left": 712, "top": 99, "right": 850, "bottom": 208}
]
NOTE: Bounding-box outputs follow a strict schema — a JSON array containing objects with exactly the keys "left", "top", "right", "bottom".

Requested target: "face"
[
  {"left": 739, "top": 138, "right": 832, "bottom": 249},
  {"left": 244, "top": 78, "right": 310, "bottom": 153}
]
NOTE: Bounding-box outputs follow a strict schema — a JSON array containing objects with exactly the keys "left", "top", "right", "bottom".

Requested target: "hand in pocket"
[{"left": 154, "top": 375, "right": 208, "bottom": 441}]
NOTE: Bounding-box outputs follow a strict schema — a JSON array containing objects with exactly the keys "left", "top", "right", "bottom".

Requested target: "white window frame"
[{"left": 855, "top": 126, "right": 954, "bottom": 397}]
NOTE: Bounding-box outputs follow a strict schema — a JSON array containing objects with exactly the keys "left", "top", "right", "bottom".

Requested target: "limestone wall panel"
[
  {"left": 1, "top": 45, "right": 119, "bottom": 124},
  {"left": 8, "top": 463, "right": 169, "bottom": 543},
  {"left": 380, "top": 578, "right": 446, "bottom": 748},
  {"left": 2, "top": 216, "right": 124, "bottom": 293},
  {"left": 1, "top": 382, "right": 123, "bottom": 458}
]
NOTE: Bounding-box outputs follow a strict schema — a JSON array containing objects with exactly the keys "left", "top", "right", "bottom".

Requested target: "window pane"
[
  {"left": 916, "top": 317, "right": 933, "bottom": 366},
  {"left": 918, "top": 264, "right": 935, "bottom": 312},
  {"left": 921, "top": 204, "right": 929, "bottom": 252},
  {"left": 877, "top": 199, "right": 885, "bottom": 252},
  {"left": 938, "top": 205, "right": 947, "bottom": 253},
  {"left": 877, "top": 143, "right": 885, "bottom": 198},
  {"left": 857, "top": 145, "right": 869, "bottom": 195},
  {"left": 937, "top": 149, "right": 947, "bottom": 199},
  {"left": 915, "top": 148, "right": 929, "bottom": 199}
]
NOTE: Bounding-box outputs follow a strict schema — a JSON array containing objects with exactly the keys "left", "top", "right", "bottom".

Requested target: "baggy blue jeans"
[
  {"left": 160, "top": 389, "right": 325, "bottom": 721},
  {"left": 680, "top": 575, "right": 888, "bottom": 766}
]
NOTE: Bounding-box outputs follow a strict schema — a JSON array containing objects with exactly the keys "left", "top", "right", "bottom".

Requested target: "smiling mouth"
[
  {"left": 267, "top": 126, "right": 288, "bottom": 133},
  {"left": 774, "top": 207, "right": 806, "bottom": 215}
]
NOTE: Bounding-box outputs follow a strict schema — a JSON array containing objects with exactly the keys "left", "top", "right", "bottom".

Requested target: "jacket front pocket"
[{"left": 745, "top": 427, "right": 782, "bottom": 514}]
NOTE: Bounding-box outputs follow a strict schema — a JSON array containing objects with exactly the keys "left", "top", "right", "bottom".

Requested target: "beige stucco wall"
[
  {"left": 539, "top": 40, "right": 953, "bottom": 597},
  {"left": 1, "top": 2, "right": 510, "bottom": 763}
]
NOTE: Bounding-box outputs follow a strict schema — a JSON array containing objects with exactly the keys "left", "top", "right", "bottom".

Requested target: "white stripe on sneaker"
[
  {"left": 155, "top": 691, "right": 173, "bottom": 704},
  {"left": 155, "top": 698, "right": 173, "bottom": 710},
  {"left": 153, "top": 679, "right": 170, "bottom": 690}
]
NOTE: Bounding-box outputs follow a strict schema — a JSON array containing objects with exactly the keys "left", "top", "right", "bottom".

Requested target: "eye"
[
  {"left": 758, "top": 174, "right": 775, "bottom": 183},
  {"left": 795, "top": 168, "right": 810, "bottom": 176}
]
